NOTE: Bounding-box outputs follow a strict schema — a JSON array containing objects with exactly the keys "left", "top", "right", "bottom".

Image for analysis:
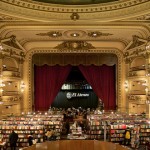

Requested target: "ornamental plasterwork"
[
  {"left": 0, "top": 14, "right": 25, "bottom": 21},
  {"left": 88, "top": 31, "right": 113, "bottom": 38},
  {"left": 2, "top": 96, "right": 22, "bottom": 102},
  {"left": 124, "top": 44, "right": 147, "bottom": 63},
  {"left": 128, "top": 95, "right": 141, "bottom": 101},
  {"left": 0, "top": 14, "right": 13, "bottom": 20},
  {"left": 0, "top": 36, "right": 26, "bottom": 62},
  {"left": 1, "top": 0, "right": 150, "bottom": 22},
  {"left": 123, "top": 36, "right": 149, "bottom": 64},
  {"left": 36, "top": 31, "right": 62, "bottom": 38},
  {"left": 1, "top": 0, "right": 149, "bottom": 13},
  {"left": 128, "top": 72, "right": 137, "bottom": 77},
  {"left": 137, "top": 14, "right": 150, "bottom": 20},
  {"left": 25, "top": 48, "right": 123, "bottom": 111},
  {"left": 36, "top": 30, "right": 113, "bottom": 39},
  {"left": 55, "top": 41, "right": 95, "bottom": 52}
]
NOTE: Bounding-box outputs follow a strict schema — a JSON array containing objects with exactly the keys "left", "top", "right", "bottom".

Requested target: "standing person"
[
  {"left": 28, "top": 133, "right": 34, "bottom": 146},
  {"left": 9, "top": 130, "right": 18, "bottom": 150},
  {"left": 51, "top": 127, "right": 57, "bottom": 141},
  {"left": 65, "top": 119, "right": 70, "bottom": 135},
  {"left": 124, "top": 127, "right": 131, "bottom": 146}
]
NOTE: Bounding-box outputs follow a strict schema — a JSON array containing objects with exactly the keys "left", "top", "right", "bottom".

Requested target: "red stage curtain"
[
  {"left": 78, "top": 64, "right": 116, "bottom": 110},
  {"left": 34, "top": 64, "right": 72, "bottom": 111}
]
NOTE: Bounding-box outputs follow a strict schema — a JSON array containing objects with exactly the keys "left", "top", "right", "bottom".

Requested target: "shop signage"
[{"left": 66, "top": 92, "right": 89, "bottom": 99}]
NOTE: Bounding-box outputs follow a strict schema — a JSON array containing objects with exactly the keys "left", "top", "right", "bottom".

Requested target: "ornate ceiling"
[{"left": 0, "top": 0, "right": 150, "bottom": 53}]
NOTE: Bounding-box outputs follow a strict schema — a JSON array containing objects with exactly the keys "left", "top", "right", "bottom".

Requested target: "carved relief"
[
  {"left": 137, "top": 14, "right": 150, "bottom": 20},
  {"left": 88, "top": 31, "right": 113, "bottom": 38},
  {"left": 55, "top": 41, "right": 95, "bottom": 52},
  {"left": 123, "top": 35, "right": 149, "bottom": 63},
  {"left": 36, "top": 31, "right": 62, "bottom": 38},
  {"left": 70, "top": 12, "right": 80, "bottom": 21},
  {"left": 128, "top": 95, "right": 141, "bottom": 101}
]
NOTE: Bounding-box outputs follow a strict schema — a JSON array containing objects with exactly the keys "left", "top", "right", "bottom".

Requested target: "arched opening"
[{"left": 32, "top": 53, "right": 117, "bottom": 111}]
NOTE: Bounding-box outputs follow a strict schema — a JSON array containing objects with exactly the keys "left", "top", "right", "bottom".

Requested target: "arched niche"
[
  {"left": 2, "top": 57, "right": 18, "bottom": 69},
  {"left": 130, "top": 57, "right": 146, "bottom": 68}
]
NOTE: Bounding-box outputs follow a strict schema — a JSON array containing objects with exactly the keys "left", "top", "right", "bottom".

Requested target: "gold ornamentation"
[
  {"left": 88, "top": 31, "right": 113, "bottom": 37},
  {"left": 137, "top": 13, "right": 150, "bottom": 20},
  {"left": 36, "top": 31, "right": 62, "bottom": 38},
  {"left": 70, "top": 12, "right": 79, "bottom": 21},
  {"left": 1, "top": 0, "right": 148, "bottom": 13},
  {"left": 128, "top": 72, "right": 137, "bottom": 77},
  {"left": 143, "top": 52, "right": 150, "bottom": 59},
  {"left": 128, "top": 95, "right": 141, "bottom": 101},
  {"left": 123, "top": 52, "right": 129, "bottom": 58},
  {"left": 55, "top": 41, "right": 95, "bottom": 51},
  {"left": 124, "top": 58, "right": 132, "bottom": 64}
]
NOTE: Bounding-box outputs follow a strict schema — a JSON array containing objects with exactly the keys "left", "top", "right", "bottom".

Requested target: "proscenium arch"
[{"left": 23, "top": 48, "right": 123, "bottom": 112}]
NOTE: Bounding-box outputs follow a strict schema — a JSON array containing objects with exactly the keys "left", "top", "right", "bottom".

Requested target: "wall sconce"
[
  {"left": 20, "top": 81, "right": 25, "bottom": 92},
  {"left": 124, "top": 81, "right": 128, "bottom": 91}
]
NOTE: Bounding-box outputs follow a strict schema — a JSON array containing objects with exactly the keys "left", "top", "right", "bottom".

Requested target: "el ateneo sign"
[{"left": 66, "top": 92, "right": 89, "bottom": 99}]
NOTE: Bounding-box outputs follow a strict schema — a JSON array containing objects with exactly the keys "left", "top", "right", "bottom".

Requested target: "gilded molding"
[
  {"left": 1, "top": 0, "right": 149, "bottom": 13},
  {"left": 1, "top": 0, "right": 150, "bottom": 22},
  {"left": 25, "top": 48, "right": 123, "bottom": 111}
]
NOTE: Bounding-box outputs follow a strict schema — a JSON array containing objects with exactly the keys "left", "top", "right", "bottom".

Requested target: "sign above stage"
[{"left": 66, "top": 92, "right": 89, "bottom": 99}]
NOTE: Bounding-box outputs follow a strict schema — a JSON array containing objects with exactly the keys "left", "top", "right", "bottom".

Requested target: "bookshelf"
[{"left": 0, "top": 114, "right": 64, "bottom": 148}]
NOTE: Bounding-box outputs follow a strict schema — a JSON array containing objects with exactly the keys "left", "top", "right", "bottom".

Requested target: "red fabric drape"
[
  {"left": 78, "top": 64, "right": 116, "bottom": 110},
  {"left": 34, "top": 64, "right": 72, "bottom": 111}
]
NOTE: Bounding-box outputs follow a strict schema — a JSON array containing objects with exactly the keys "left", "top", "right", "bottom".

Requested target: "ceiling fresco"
[{"left": 32, "top": 0, "right": 119, "bottom": 5}]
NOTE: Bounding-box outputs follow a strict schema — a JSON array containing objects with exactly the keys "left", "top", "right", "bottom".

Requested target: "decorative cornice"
[
  {"left": 1, "top": 0, "right": 150, "bottom": 22},
  {"left": 1, "top": 0, "right": 149, "bottom": 13}
]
